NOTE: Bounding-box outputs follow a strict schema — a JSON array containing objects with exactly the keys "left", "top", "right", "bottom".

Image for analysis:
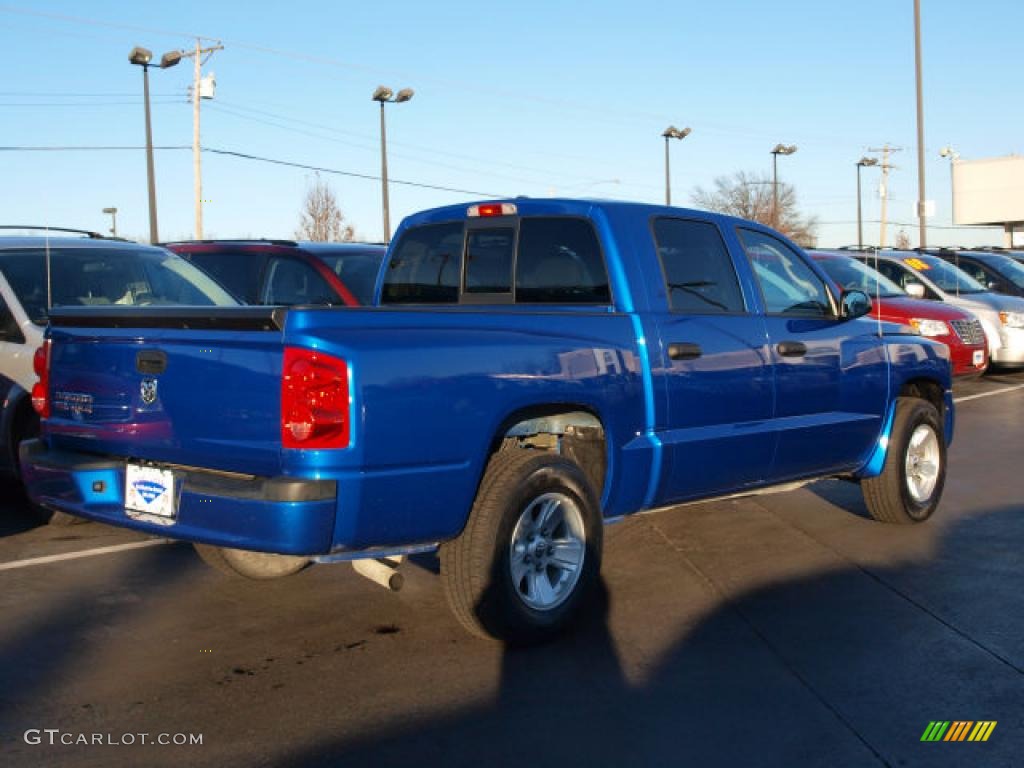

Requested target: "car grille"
[{"left": 950, "top": 318, "right": 985, "bottom": 346}]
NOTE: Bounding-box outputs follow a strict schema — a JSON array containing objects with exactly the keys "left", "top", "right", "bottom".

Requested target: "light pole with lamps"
[
  {"left": 770, "top": 143, "right": 797, "bottom": 229},
  {"left": 129, "top": 46, "right": 181, "bottom": 244},
  {"left": 372, "top": 85, "right": 414, "bottom": 243},
  {"left": 102, "top": 207, "right": 118, "bottom": 238},
  {"left": 662, "top": 126, "right": 691, "bottom": 206},
  {"left": 856, "top": 157, "right": 878, "bottom": 249}
]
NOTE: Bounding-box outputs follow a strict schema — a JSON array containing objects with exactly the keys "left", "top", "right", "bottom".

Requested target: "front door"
[{"left": 738, "top": 229, "right": 888, "bottom": 480}]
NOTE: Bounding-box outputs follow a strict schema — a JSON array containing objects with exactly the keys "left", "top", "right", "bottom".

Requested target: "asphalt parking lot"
[{"left": 1, "top": 374, "right": 1023, "bottom": 768}]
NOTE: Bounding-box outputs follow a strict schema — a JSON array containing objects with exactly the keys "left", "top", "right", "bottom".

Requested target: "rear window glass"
[
  {"left": 515, "top": 218, "right": 609, "bottom": 304},
  {"left": 382, "top": 222, "right": 464, "bottom": 304},
  {"left": 316, "top": 251, "right": 385, "bottom": 305},
  {"left": 0, "top": 248, "right": 238, "bottom": 324},
  {"left": 465, "top": 228, "right": 514, "bottom": 294}
]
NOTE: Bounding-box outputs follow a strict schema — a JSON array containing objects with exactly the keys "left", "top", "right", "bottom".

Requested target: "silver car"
[{"left": 856, "top": 250, "right": 1024, "bottom": 367}]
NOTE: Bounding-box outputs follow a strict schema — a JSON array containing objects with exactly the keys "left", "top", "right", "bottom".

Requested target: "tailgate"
[{"left": 45, "top": 308, "right": 286, "bottom": 477}]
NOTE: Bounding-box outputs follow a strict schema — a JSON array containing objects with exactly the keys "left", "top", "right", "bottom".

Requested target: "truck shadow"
[
  {"left": 0, "top": 544, "right": 198, "bottom": 733},
  {"left": 273, "top": 502, "right": 1024, "bottom": 768}
]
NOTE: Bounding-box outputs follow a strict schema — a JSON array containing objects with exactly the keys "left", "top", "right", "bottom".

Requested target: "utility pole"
[
  {"left": 181, "top": 38, "right": 223, "bottom": 240},
  {"left": 913, "top": 0, "right": 928, "bottom": 248},
  {"left": 868, "top": 144, "right": 902, "bottom": 248}
]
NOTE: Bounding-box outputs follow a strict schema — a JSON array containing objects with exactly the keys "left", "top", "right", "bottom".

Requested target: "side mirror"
[
  {"left": 905, "top": 281, "right": 926, "bottom": 299},
  {"left": 840, "top": 289, "right": 872, "bottom": 320}
]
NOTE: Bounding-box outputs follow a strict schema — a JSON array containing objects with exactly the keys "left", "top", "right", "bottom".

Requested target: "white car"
[{"left": 0, "top": 231, "right": 237, "bottom": 521}]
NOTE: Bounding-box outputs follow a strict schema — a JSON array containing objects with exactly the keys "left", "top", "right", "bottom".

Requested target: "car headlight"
[
  {"left": 999, "top": 311, "right": 1024, "bottom": 329},
  {"left": 910, "top": 318, "right": 949, "bottom": 337}
]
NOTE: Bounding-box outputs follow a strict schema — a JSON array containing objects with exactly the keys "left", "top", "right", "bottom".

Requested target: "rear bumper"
[{"left": 19, "top": 440, "right": 337, "bottom": 556}]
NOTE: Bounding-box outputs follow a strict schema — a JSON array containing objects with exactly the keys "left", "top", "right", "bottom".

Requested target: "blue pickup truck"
[{"left": 21, "top": 199, "right": 953, "bottom": 642}]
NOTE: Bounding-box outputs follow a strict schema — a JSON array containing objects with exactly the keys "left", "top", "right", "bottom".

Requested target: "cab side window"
[
  {"left": 652, "top": 218, "right": 745, "bottom": 313},
  {"left": 738, "top": 230, "right": 832, "bottom": 317}
]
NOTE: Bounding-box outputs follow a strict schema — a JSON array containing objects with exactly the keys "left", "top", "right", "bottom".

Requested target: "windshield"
[
  {"left": 979, "top": 254, "right": 1024, "bottom": 289},
  {"left": 0, "top": 247, "right": 238, "bottom": 325},
  {"left": 316, "top": 250, "right": 385, "bottom": 305},
  {"left": 900, "top": 254, "right": 986, "bottom": 294},
  {"left": 815, "top": 256, "right": 904, "bottom": 298}
]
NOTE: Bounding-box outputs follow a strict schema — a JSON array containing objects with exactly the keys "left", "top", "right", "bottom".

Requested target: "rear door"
[
  {"left": 647, "top": 217, "right": 775, "bottom": 503},
  {"left": 738, "top": 229, "right": 888, "bottom": 479}
]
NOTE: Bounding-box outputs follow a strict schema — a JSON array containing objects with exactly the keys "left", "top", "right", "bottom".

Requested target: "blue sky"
[{"left": 1, "top": 0, "right": 1020, "bottom": 246}]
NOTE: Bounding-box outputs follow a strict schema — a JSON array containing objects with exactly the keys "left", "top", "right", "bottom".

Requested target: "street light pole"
[
  {"left": 661, "top": 126, "right": 691, "bottom": 206},
  {"left": 914, "top": 0, "right": 928, "bottom": 248},
  {"left": 129, "top": 46, "right": 181, "bottom": 244},
  {"left": 770, "top": 143, "right": 797, "bottom": 230},
  {"left": 856, "top": 157, "right": 878, "bottom": 250},
  {"left": 102, "top": 207, "right": 118, "bottom": 237},
  {"left": 372, "top": 85, "right": 414, "bottom": 243},
  {"left": 141, "top": 62, "right": 158, "bottom": 243}
]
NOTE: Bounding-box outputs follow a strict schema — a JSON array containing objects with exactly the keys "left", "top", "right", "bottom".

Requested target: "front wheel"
[
  {"left": 441, "top": 449, "right": 603, "bottom": 644},
  {"left": 193, "top": 544, "right": 310, "bottom": 579},
  {"left": 862, "top": 397, "right": 946, "bottom": 524}
]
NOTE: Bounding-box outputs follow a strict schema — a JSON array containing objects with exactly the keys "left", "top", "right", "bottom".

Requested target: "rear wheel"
[
  {"left": 441, "top": 449, "right": 603, "bottom": 644},
  {"left": 862, "top": 397, "right": 946, "bottom": 524},
  {"left": 193, "top": 544, "right": 310, "bottom": 580}
]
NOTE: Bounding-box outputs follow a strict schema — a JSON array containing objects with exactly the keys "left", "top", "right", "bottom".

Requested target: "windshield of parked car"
[
  {"left": 899, "top": 254, "right": 986, "bottom": 294},
  {"left": 315, "top": 250, "right": 385, "bottom": 305},
  {"left": 814, "top": 256, "right": 904, "bottom": 298},
  {"left": 0, "top": 247, "right": 238, "bottom": 325},
  {"left": 979, "top": 254, "right": 1024, "bottom": 289}
]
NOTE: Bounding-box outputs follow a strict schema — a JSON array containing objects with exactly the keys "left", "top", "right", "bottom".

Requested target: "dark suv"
[
  {"left": 165, "top": 240, "right": 386, "bottom": 307},
  {"left": 924, "top": 248, "right": 1024, "bottom": 298}
]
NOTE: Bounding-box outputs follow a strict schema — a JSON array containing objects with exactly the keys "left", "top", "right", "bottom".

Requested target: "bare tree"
[
  {"left": 895, "top": 229, "right": 912, "bottom": 250},
  {"left": 691, "top": 171, "right": 819, "bottom": 247},
  {"left": 295, "top": 174, "right": 355, "bottom": 242}
]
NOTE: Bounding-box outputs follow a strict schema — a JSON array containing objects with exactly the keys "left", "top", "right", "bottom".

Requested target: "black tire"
[
  {"left": 440, "top": 449, "right": 603, "bottom": 644},
  {"left": 193, "top": 544, "right": 310, "bottom": 580},
  {"left": 862, "top": 397, "right": 946, "bottom": 524}
]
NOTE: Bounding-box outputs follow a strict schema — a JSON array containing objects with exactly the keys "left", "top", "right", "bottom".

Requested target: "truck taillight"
[
  {"left": 281, "top": 347, "right": 350, "bottom": 450},
  {"left": 31, "top": 340, "right": 51, "bottom": 418}
]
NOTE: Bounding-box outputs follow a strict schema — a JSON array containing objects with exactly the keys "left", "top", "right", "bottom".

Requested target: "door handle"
[
  {"left": 668, "top": 342, "right": 702, "bottom": 360},
  {"left": 776, "top": 340, "right": 807, "bottom": 358}
]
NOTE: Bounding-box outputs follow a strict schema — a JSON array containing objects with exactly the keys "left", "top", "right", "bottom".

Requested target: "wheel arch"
[{"left": 484, "top": 403, "right": 610, "bottom": 504}]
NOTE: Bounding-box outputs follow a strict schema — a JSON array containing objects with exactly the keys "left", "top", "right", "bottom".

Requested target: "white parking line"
[
  {"left": 954, "top": 383, "right": 1024, "bottom": 404},
  {"left": 0, "top": 538, "right": 170, "bottom": 572}
]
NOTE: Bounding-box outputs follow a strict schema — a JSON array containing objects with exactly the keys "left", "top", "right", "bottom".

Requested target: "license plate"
[
  {"left": 973, "top": 350, "right": 985, "bottom": 367},
  {"left": 125, "top": 463, "right": 178, "bottom": 523}
]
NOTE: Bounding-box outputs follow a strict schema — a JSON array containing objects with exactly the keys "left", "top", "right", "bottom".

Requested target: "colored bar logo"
[{"left": 921, "top": 721, "right": 997, "bottom": 742}]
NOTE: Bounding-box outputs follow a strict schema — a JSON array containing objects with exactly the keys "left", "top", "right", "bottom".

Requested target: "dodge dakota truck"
[{"left": 21, "top": 199, "right": 954, "bottom": 642}]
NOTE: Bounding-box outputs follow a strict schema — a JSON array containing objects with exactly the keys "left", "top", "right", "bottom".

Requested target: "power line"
[
  {"left": 203, "top": 147, "right": 503, "bottom": 197},
  {"left": 0, "top": 144, "right": 503, "bottom": 196}
]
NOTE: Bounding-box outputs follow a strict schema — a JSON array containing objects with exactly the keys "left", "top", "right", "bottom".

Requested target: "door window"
[
  {"left": 653, "top": 218, "right": 745, "bottom": 314},
  {"left": 738, "top": 230, "right": 832, "bottom": 317}
]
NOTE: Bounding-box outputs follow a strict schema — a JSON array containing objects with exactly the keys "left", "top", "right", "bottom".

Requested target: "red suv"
[
  {"left": 165, "top": 240, "right": 386, "bottom": 307},
  {"left": 811, "top": 251, "right": 988, "bottom": 377}
]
